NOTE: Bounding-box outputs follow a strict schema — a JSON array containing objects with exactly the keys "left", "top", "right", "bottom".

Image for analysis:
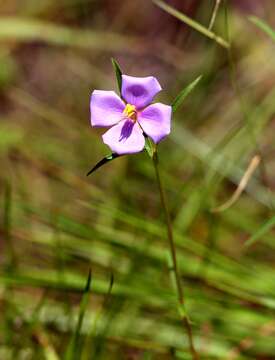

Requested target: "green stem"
[{"left": 152, "top": 150, "right": 199, "bottom": 360}]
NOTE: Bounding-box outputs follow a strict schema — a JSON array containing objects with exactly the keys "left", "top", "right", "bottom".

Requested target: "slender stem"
[
  {"left": 153, "top": 0, "right": 229, "bottom": 49},
  {"left": 208, "top": 0, "right": 222, "bottom": 31},
  {"left": 152, "top": 151, "right": 199, "bottom": 360}
]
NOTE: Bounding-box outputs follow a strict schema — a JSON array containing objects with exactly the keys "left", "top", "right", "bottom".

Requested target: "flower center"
[{"left": 123, "top": 103, "right": 137, "bottom": 122}]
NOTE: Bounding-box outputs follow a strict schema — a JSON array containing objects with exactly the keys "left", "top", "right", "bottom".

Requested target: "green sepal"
[
  {"left": 144, "top": 136, "right": 156, "bottom": 158},
  {"left": 87, "top": 153, "right": 120, "bottom": 176},
  {"left": 111, "top": 58, "right": 123, "bottom": 96}
]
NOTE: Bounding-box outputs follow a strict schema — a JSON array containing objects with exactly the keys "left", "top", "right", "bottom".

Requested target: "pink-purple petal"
[
  {"left": 138, "top": 103, "right": 172, "bottom": 143},
  {"left": 121, "top": 75, "right": 162, "bottom": 109},
  {"left": 90, "top": 90, "right": 125, "bottom": 127},
  {"left": 102, "top": 119, "right": 145, "bottom": 155}
]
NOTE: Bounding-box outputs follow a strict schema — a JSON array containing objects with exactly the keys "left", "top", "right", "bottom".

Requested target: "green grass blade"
[
  {"left": 111, "top": 58, "right": 123, "bottom": 96},
  {"left": 244, "top": 216, "right": 275, "bottom": 248},
  {"left": 65, "top": 269, "right": 92, "bottom": 360},
  {"left": 171, "top": 75, "right": 202, "bottom": 113},
  {"left": 88, "top": 273, "right": 114, "bottom": 360},
  {"left": 3, "top": 181, "right": 16, "bottom": 271},
  {"left": 249, "top": 16, "right": 275, "bottom": 41},
  {"left": 152, "top": 0, "right": 229, "bottom": 48},
  {"left": 0, "top": 17, "right": 139, "bottom": 53}
]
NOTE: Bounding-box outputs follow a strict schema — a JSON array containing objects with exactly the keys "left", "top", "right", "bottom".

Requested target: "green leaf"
[
  {"left": 86, "top": 153, "right": 120, "bottom": 176},
  {"left": 65, "top": 269, "right": 92, "bottom": 360},
  {"left": 144, "top": 137, "right": 156, "bottom": 158},
  {"left": 249, "top": 16, "right": 275, "bottom": 41},
  {"left": 111, "top": 58, "right": 123, "bottom": 95},
  {"left": 244, "top": 216, "right": 275, "bottom": 248},
  {"left": 171, "top": 75, "right": 202, "bottom": 113}
]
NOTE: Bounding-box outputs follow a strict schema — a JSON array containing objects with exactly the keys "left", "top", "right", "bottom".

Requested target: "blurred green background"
[{"left": 1, "top": 0, "right": 275, "bottom": 359}]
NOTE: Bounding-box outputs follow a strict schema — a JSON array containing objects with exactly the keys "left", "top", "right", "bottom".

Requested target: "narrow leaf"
[
  {"left": 171, "top": 75, "right": 202, "bottom": 113},
  {"left": 111, "top": 58, "right": 123, "bottom": 95},
  {"left": 65, "top": 269, "right": 92, "bottom": 360},
  {"left": 86, "top": 153, "right": 120, "bottom": 176},
  {"left": 4, "top": 181, "right": 16, "bottom": 270},
  {"left": 249, "top": 16, "right": 275, "bottom": 41},
  {"left": 90, "top": 273, "right": 114, "bottom": 335},
  {"left": 152, "top": 0, "right": 229, "bottom": 48},
  {"left": 244, "top": 216, "right": 275, "bottom": 248}
]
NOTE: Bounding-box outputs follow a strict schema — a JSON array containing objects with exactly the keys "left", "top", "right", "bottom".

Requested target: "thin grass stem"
[
  {"left": 152, "top": 150, "right": 199, "bottom": 360},
  {"left": 208, "top": 0, "right": 222, "bottom": 30}
]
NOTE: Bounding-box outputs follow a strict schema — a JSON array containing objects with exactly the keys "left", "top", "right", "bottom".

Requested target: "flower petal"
[
  {"left": 121, "top": 75, "right": 162, "bottom": 109},
  {"left": 90, "top": 90, "right": 125, "bottom": 127},
  {"left": 102, "top": 119, "right": 145, "bottom": 155},
  {"left": 138, "top": 103, "right": 172, "bottom": 143}
]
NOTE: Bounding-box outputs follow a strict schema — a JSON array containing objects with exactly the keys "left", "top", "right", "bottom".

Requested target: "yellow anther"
[{"left": 123, "top": 104, "right": 137, "bottom": 121}]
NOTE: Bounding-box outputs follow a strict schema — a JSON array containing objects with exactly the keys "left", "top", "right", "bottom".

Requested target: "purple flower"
[{"left": 90, "top": 75, "right": 172, "bottom": 155}]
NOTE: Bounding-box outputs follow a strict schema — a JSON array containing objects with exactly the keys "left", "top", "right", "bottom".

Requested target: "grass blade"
[
  {"left": 3, "top": 181, "right": 17, "bottom": 271},
  {"left": 208, "top": 0, "right": 222, "bottom": 31},
  {"left": 244, "top": 216, "right": 275, "bottom": 248},
  {"left": 212, "top": 155, "right": 261, "bottom": 213},
  {"left": 171, "top": 75, "right": 202, "bottom": 113},
  {"left": 65, "top": 269, "right": 92, "bottom": 360},
  {"left": 249, "top": 16, "right": 275, "bottom": 41},
  {"left": 0, "top": 17, "right": 155, "bottom": 56},
  {"left": 152, "top": 0, "right": 229, "bottom": 48},
  {"left": 88, "top": 273, "right": 114, "bottom": 360}
]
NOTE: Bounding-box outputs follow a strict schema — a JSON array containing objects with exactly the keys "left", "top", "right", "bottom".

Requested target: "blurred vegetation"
[{"left": 1, "top": 0, "right": 275, "bottom": 359}]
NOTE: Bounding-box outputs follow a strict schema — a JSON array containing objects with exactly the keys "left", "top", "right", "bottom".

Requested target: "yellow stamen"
[{"left": 123, "top": 103, "right": 137, "bottom": 121}]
